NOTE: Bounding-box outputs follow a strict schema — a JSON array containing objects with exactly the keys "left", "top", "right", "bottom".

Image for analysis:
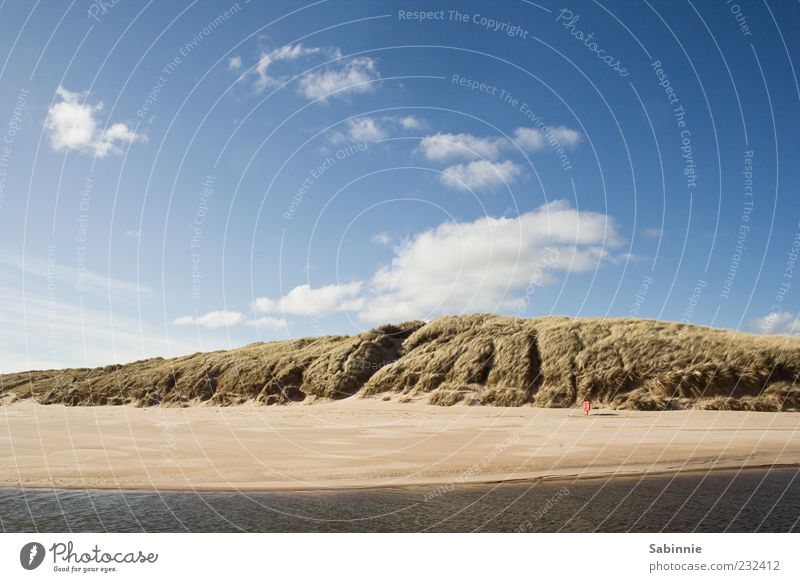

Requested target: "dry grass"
[{"left": 2, "top": 314, "right": 799, "bottom": 410}]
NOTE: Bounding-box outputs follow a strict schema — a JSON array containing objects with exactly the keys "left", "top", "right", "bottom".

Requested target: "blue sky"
[{"left": 0, "top": 0, "right": 798, "bottom": 371}]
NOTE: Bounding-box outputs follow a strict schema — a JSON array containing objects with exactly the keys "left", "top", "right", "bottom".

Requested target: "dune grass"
[{"left": 2, "top": 314, "right": 799, "bottom": 411}]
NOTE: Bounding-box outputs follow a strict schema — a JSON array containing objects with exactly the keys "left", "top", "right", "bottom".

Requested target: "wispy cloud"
[
  {"left": 330, "top": 115, "right": 427, "bottom": 144},
  {"left": 0, "top": 287, "right": 211, "bottom": 373},
  {"left": 513, "top": 126, "right": 582, "bottom": 152},
  {"left": 299, "top": 56, "right": 379, "bottom": 100},
  {"left": 399, "top": 115, "right": 425, "bottom": 130},
  {"left": 345, "top": 116, "right": 387, "bottom": 141},
  {"left": 44, "top": 86, "right": 144, "bottom": 157},
  {"left": 252, "top": 282, "right": 364, "bottom": 316},
  {"left": 253, "top": 43, "right": 321, "bottom": 91},
  {"left": 642, "top": 227, "right": 663, "bottom": 238},
  {"left": 371, "top": 232, "right": 392, "bottom": 245},
  {"left": 751, "top": 311, "right": 800, "bottom": 335},
  {"left": 244, "top": 316, "right": 288, "bottom": 330},
  {"left": 418, "top": 126, "right": 582, "bottom": 162},
  {"left": 238, "top": 44, "right": 380, "bottom": 101},
  {"left": 0, "top": 248, "right": 152, "bottom": 299},
  {"left": 417, "top": 132, "right": 507, "bottom": 162},
  {"left": 227, "top": 55, "right": 242, "bottom": 70},
  {"left": 173, "top": 310, "right": 243, "bottom": 329},
  {"left": 439, "top": 159, "right": 521, "bottom": 191}
]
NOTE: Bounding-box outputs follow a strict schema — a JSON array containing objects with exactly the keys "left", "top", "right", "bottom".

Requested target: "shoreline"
[
  {"left": 2, "top": 463, "right": 799, "bottom": 495},
  {"left": 2, "top": 399, "right": 800, "bottom": 493}
]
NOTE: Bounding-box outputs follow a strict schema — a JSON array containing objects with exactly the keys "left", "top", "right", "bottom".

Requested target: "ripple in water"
[{"left": 1, "top": 468, "right": 798, "bottom": 532}]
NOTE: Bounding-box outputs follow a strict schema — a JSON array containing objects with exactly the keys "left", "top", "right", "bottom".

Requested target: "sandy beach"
[{"left": 1, "top": 399, "right": 799, "bottom": 491}]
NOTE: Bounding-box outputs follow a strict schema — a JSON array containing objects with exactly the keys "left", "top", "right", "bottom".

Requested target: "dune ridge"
[{"left": 2, "top": 314, "right": 799, "bottom": 411}]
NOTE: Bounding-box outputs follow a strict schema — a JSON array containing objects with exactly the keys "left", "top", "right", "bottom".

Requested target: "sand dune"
[
  {"left": 2, "top": 315, "right": 799, "bottom": 411},
  {"left": 1, "top": 399, "right": 798, "bottom": 491}
]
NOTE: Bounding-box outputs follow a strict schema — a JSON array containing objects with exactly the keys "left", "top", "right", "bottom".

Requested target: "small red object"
[{"left": 582, "top": 401, "right": 591, "bottom": 415}]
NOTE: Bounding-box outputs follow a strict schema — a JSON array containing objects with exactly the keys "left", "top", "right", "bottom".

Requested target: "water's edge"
[
  {"left": 2, "top": 467, "right": 799, "bottom": 533},
  {"left": 4, "top": 462, "right": 800, "bottom": 495}
]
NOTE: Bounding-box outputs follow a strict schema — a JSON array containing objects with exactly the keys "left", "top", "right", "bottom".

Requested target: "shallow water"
[{"left": 1, "top": 468, "right": 799, "bottom": 532}]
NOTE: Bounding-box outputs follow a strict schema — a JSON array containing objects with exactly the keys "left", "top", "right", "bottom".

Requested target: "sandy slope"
[{"left": 1, "top": 399, "right": 799, "bottom": 491}]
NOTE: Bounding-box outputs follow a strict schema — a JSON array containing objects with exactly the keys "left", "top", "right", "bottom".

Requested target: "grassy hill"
[{"left": 2, "top": 315, "right": 799, "bottom": 411}]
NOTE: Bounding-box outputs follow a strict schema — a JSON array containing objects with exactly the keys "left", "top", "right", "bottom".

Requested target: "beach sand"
[{"left": 1, "top": 399, "right": 799, "bottom": 491}]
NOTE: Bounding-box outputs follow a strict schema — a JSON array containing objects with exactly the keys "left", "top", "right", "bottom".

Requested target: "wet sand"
[{"left": 1, "top": 399, "right": 799, "bottom": 491}]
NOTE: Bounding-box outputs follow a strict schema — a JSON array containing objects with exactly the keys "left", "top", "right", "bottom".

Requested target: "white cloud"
[
  {"left": 371, "top": 232, "right": 392, "bottom": 245},
  {"left": 642, "top": 227, "right": 663, "bottom": 238},
  {"left": 241, "top": 44, "right": 380, "bottom": 100},
  {"left": 513, "top": 126, "right": 582, "bottom": 152},
  {"left": 44, "top": 86, "right": 143, "bottom": 157},
  {"left": 331, "top": 115, "right": 427, "bottom": 145},
  {"left": 245, "top": 316, "right": 288, "bottom": 330},
  {"left": 417, "top": 132, "right": 506, "bottom": 162},
  {"left": 399, "top": 115, "right": 425, "bottom": 130},
  {"left": 548, "top": 125, "right": 582, "bottom": 147},
  {"left": 440, "top": 159, "right": 521, "bottom": 191},
  {"left": 253, "top": 43, "right": 321, "bottom": 91},
  {"left": 751, "top": 311, "right": 800, "bottom": 335},
  {"left": 512, "top": 127, "right": 547, "bottom": 151},
  {"left": 346, "top": 116, "right": 387, "bottom": 141},
  {"left": 419, "top": 126, "right": 582, "bottom": 162},
  {"left": 253, "top": 282, "right": 364, "bottom": 316},
  {"left": 360, "top": 200, "right": 623, "bottom": 322},
  {"left": 173, "top": 310, "right": 243, "bottom": 329},
  {"left": 250, "top": 202, "right": 622, "bottom": 324},
  {"left": 251, "top": 296, "right": 277, "bottom": 313},
  {"left": 299, "top": 56, "right": 379, "bottom": 100}
]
